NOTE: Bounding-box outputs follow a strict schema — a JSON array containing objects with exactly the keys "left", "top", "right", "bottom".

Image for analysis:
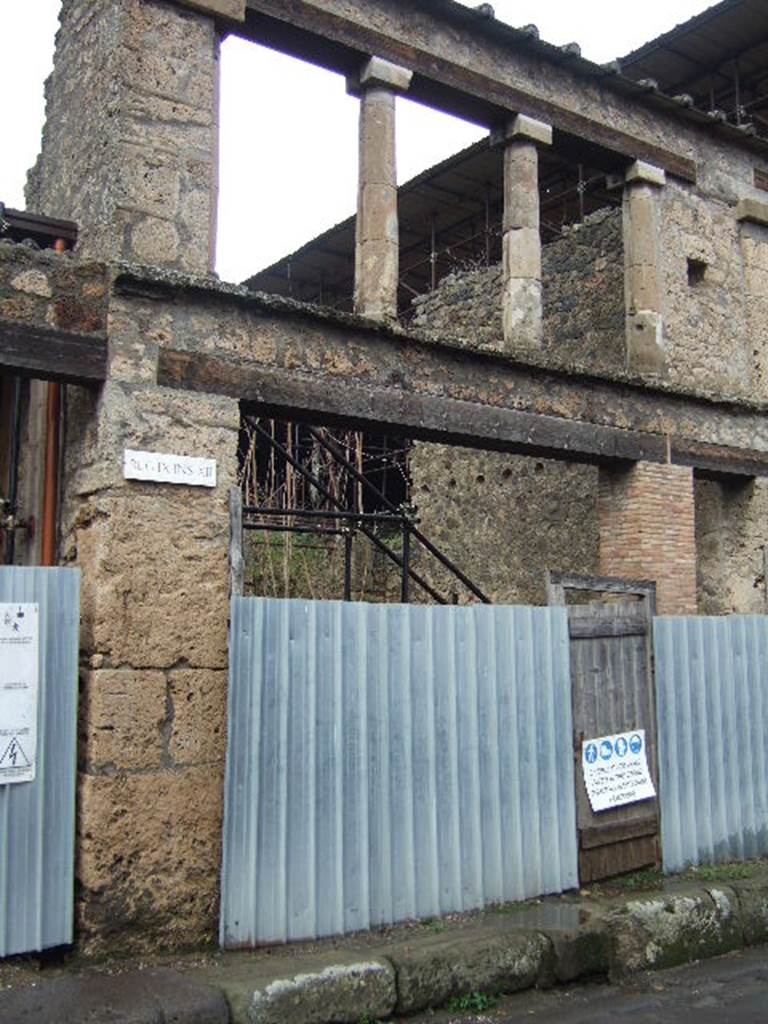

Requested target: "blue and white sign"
[{"left": 581, "top": 728, "right": 655, "bottom": 813}]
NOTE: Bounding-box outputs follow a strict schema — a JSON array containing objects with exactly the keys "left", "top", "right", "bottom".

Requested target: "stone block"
[
  {"left": 81, "top": 668, "right": 167, "bottom": 771},
  {"left": 237, "top": 961, "right": 397, "bottom": 1024},
  {"left": 174, "top": 0, "right": 245, "bottom": 20},
  {"left": 626, "top": 160, "right": 666, "bottom": 187},
  {"left": 76, "top": 493, "right": 230, "bottom": 669},
  {"left": 626, "top": 309, "right": 665, "bottom": 375},
  {"left": 607, "top": 888, "right": 742, "bottom": 976},
  {"left": 117, "top": 149, "right": 182, "bottom": 218},
  {"left": 78, "top": 765, "right": 224, "bottom": 951},
  {"left": 348, "top": 56, "right": 413, "bottom": 96},
  {"left": 169, "top": 668, "right": 228, "bottom": 765},
  {"left": 358, "top": 184, "right": 399, "bottom": 243},
  {"left": 503, "top": 277, "right": 543, "bottom": 349},
  {"left": 731, "top": 879, "right": 768, "bottom": 945},
  {"left": 10, "top": 269, "right": 53, "bottom": 298},
  {"left": 503, "top": 145, "right": 540, "bottom": 230},
  {"left": 358, "top": 93, "right": 397, "bottom": 185},
  {"left": 129, "top": 216, "right": 181, "bottom": 265},
  {"left": 737, "top": 197, "right": 768, "bottom": 226},
  {"left": 390, "top": 931, "right": 552, "bottom": 1015},
  {"left": 626, "top": 263, "right": 662, "bottom": 313},
  {"left": 624, "top": 189, "right": 661, "bottom": 268},
  {"left": 502, "top": 114, "right": 553, "bottom": 146},
  {"left": 503, "top": 226, "right": 541, "bottom": 278}
]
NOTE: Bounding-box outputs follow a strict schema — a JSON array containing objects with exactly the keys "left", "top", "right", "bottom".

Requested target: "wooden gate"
[{"left": 548, "top": 572, "right": 660, "bottom": 883}]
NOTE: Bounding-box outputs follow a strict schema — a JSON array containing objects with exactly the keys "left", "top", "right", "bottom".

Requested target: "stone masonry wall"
[
  {"left": 409, "top": 211, "right": 618, "bottom": 603},
  {"left": 659, "top": 181, "right": 753, "bottom": 397},
  {"left": 412, "top": 206, "right": 625, "bottom": 372},
  {"left": 742, "top": 220, "right": 768, "bottom": 397},
  {"left": 59, "top": 284, "right": 239, "bottom": 953},
  {"left": 695, "top": 476, "right": 768, "bottom": 615},
  {"left": 0, "top": 242, "right": 108, "bottom": 567},
  {"left": 26, "top": 0, "right": 219, "bottom": 274},
  {"left": 409, "top": 444, "right": 599, "bottom": 605}
]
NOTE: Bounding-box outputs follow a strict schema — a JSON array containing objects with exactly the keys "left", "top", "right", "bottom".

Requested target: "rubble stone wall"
[
  {"left": 408, "top": 444, "right": 599, "bottom": 606},
  {"left": 695, "top": 476, "right": 768, "bottom": 615},
  {"left": 411, "top": 207, "right": 625, "bottom": 373},
  {"left": 659, "top": 181, "right": 753, "bottom": 397}
]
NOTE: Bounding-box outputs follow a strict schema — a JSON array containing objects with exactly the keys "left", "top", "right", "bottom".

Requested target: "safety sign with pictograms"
[{"left": 582, "top": 728, "right": 655, "bottom": 813}]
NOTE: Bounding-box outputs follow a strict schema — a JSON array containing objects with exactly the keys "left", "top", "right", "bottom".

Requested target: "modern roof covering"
[
  {"left": 619, "top": 0, "right": 768, "bottom": 133},
  {"left": 244, "top": 140, "right": 619, "bottom": 312}
]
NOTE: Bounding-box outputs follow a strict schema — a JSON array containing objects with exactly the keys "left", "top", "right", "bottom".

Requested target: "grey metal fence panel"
[
  {"left": 221, "top": 599, "right": 578, "bottom": 947},
  {"left": 0, "top": 567, "right": 80, "bottom": 956},
  {"left": 654, "top": 615, "right": 768, "bottom": 873}
]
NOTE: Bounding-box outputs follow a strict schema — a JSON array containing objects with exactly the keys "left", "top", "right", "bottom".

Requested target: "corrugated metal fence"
[
  {"left": 655, "top": 615, "right": 768, "bottom": 873},
  {"left": 0, "top": 567, "right": 80, "bottom": 956},
  {"left": 221, "top": 598, "right": 578, "bottom": 946}
]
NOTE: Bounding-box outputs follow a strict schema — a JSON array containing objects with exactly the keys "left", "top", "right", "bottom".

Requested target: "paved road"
[{"left": 419, "top": 948, "right": 768, "bottom": 1024}]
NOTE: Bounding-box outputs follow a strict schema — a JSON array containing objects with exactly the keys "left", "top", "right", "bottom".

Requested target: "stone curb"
[
  {"left": 5, "top": 884, "right": 768, "bottom": 1024},
  {"left": 215, "top": 884, "right": 768, "bottom": 1023}
]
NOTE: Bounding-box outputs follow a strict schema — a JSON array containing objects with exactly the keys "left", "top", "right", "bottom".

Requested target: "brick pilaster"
[{"left": 598, "top": 461, "right": 697, "bottom": 615}]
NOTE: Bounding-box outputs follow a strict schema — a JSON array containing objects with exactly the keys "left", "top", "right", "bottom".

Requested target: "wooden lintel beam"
[
  {"left": 671, "top": 438, "right": 768, "bottom": 478},
  {"left": 0, "top": 321, "right": 107, "bottom": 384},
  {"left": 157, "top": 347, "right": 667, "bottom": 465}
]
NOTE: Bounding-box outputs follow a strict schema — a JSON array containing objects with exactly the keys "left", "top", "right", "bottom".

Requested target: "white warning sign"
[
  {"left": 582, "top": 728, "right": 656, "bottom": 813},
  {"left": 0, "top": 604, "right": 39, "bottom": 785}
]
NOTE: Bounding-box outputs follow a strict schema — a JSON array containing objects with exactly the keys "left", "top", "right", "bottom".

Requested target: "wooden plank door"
[{"left": 548, "top": 573, "right": 660, "bottom": 883}]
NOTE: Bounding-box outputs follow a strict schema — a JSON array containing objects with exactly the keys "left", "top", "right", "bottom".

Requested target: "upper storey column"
[
  {"left": 497, "top": 114, "right": 552, "bottom": 351},
  {"left": 623, "top": 160, "right": 667, "bottom": 375},
  {"left": 348, "top": 57, "right": 413, "bottom": 322},
  {"left": 26, "top": 0, "right": 238, "bottom": 275}
]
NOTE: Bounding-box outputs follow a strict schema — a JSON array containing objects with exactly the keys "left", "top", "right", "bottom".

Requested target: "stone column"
[
  {"left": 498, "top": 114, "right": 552, "bottom": 351},
  {"left": 623, "top": 160, "right": 667, "bottom": 375},
  {"left": 26, "top": 0, "right": 224, "bottom": 275},
  {"left": 598, "top": 461, "right": 697, "bottom": 615},
  {"left": 348, "top": 57, "right": 413, "bottom": 322}
]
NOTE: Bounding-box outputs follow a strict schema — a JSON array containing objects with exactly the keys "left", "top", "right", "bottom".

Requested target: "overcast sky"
[{"left": 2, "top": 0, "right": 709, "bottom": 283}]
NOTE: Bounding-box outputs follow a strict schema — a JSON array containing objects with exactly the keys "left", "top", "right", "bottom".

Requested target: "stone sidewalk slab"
[{"left": 0, "top": 967, "right": 228, "bottom": 1024}]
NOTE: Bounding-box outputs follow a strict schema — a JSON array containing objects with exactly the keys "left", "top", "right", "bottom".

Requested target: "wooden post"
[{"left": 229, "top": 487, "right": 244, "bottom": 598}]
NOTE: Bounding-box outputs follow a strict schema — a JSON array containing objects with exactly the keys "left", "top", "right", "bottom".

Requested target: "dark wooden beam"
[
  {"left": 672, "top": 438, "right": 768, "bottom": 478},
  {"left": 0, "top": 321, "right": 106, "bottom": 384},
  {"left": 158, "top": 347, "right": 667, "bottom": 465},
  {"left": 241, "top": 0, "right": 698, "bottom": 181}
]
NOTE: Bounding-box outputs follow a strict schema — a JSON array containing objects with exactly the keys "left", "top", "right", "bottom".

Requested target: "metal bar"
[
  {"left": 401, "top": 520, "right": 410, "bottom": 603},
  {"left": 5, "top": 378, "right": 23, "bottom": 565},
  {"left": 250, "top": 420, "right": 447, "bottom": 604},
  {"left": 305, "top": 427, "right": 491, "bottom": 603},
  {"left": 344, "top": 531, "right": 353, "bottom": 601},
  {"left": 245, "top": 524, "right": 347, "bottom": 537},
  {"left": 243, "top": 506, "right": 404, "bottom": 524}
]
